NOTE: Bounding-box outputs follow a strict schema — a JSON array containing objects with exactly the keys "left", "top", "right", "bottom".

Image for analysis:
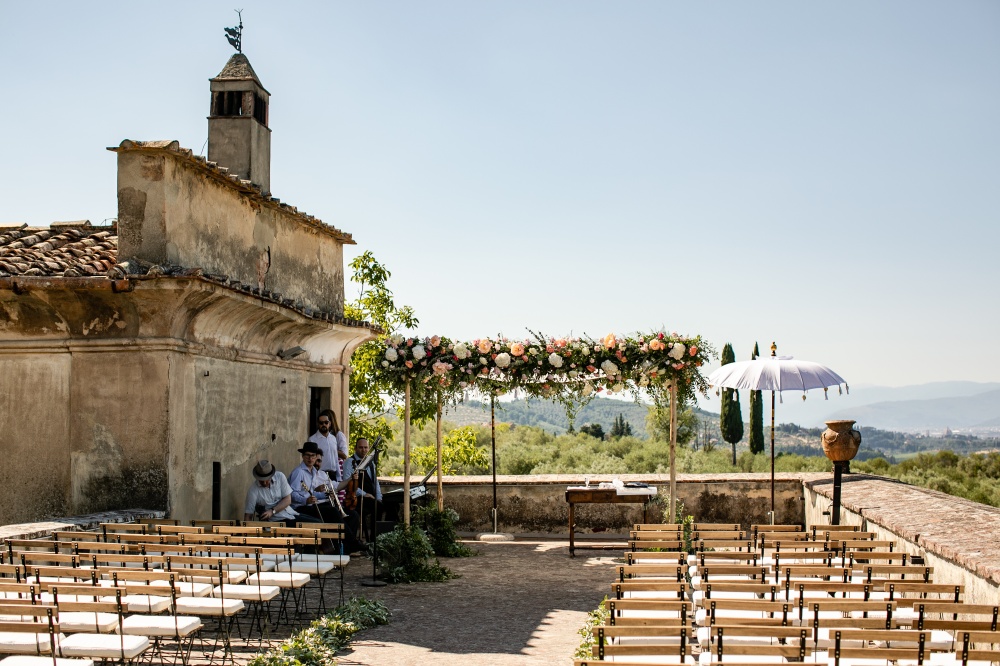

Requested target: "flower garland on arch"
[{"left": 377, "top": 331, "right": 715, "bottom": 403}]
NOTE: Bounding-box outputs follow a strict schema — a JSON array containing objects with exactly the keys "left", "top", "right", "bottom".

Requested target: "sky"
[{"left": 2, "top": 2, "right": 999, "bottom": 392}]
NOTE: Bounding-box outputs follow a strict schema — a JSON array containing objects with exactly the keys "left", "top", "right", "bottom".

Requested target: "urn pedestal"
[{"left": 821, "top": 420, "right": 861, "bottom": 525}]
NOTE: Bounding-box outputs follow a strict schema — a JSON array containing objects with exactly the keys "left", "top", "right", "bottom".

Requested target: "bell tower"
[{"left": 208, "top": 53, "right": 271, "bottom": 193}]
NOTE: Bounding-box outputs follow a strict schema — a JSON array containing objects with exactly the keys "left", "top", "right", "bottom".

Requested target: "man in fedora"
[
  {"left": 243, "top": 460, "right": 320, "bottom": 527},
  {"left": 289, "top": 441, "right": 365, "bottom": 553}
]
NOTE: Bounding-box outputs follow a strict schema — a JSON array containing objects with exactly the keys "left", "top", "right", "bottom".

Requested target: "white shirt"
[
  {"left": 308, "top": 430, "right": 349, "bottom": 479},
  {"left": 288, "top": 461, "right": 331, "bottom": 507},
  {"left": 243, "top": 471, "right": 298, "bottom": 521}
]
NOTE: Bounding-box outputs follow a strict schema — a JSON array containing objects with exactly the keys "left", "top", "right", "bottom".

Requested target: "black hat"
[
  {"left": 298, "top": 441, "right": 322, "bottom": 456},
  {"left": 253, "top": 460, "right": 276, "bottom": 480}
]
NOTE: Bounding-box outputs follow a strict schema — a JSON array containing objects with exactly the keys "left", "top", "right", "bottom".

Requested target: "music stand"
[{"left": 361, "top": 437, "right": 387, "bottom": 587}]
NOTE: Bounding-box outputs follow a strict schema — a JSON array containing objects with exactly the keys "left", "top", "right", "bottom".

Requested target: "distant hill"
[
  {"left": 826, "top": 389, "right": 1000, "bottom": 432},
  {"left": 695, "top": 381, "right": 1000, "bottom": 432},
  {"left": 444, "top": 396, "right": 657, "bottom": 437}
]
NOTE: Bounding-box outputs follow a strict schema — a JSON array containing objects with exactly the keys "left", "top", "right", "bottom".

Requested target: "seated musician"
[
  {"left": 243, "top": 459, "right": 321, "bottom": 527},
  {"left": 342, "top": 437, "right": 384, "bottom": 541},
  {"left": 289, "top": 441, "right": 365, "bottom": 553}
]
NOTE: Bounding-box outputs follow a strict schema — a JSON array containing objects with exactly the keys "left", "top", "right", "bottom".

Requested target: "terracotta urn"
[{"left": 821, "top": 420, "right": 861, "bottom": 462}]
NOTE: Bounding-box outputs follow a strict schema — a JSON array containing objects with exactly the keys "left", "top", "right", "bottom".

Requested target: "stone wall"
[
  {"left": 383, "top": 473, "right": 817, "bottom": 534},
  {"left": 116, "top": 146, "right": 346, "bottom": 315},
  {"left": 803, "top": 474, "right": 1000, "bottom": 605}
]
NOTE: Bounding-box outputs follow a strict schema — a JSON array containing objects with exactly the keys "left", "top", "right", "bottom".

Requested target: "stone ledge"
[
  {"left": 0, "top": 509, "right": 165, "bottom": 541},
  {"left": 804, "top": 474, "right": 1000, "bottom": 586},
  {"left": 383, "top": 472, "right": 828, "bottom": 486}
]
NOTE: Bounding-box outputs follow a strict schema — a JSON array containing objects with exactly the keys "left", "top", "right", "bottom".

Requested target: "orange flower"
[
  {"left": 510, "top": 342, "right": 525, "bottom": 357},
  {"left": 478, "top": 339, "right": 493, "bottom": 354},
  {"left": 603, "top": 333, "right": 617, "bottom": 349}
]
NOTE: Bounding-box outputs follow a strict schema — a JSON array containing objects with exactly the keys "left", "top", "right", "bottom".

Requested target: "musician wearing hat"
[
  {"left": 289, "top": 441, "right": 365, "bottom": 553},
  {"left": 243, "top": 460, "right": 320, "bottom": 526}
]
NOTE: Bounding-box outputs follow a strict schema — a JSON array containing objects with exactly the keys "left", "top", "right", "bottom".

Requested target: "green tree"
[
  {"left": 343, "top": 251, "right": 418, "bottom": 444},
  {"left": 645, "top": 400, "right": 698, "bottom": 447},
  {"left": 412, "top": 426, "right": 490, "bottom": 474},
  {"left": 719, "top": 343, "right": 744, "bottom": 465},
  {"left": 610, "top": 413, "right": 633, "bottom": 439},
  {"left": 580, "top": 423, "right": 605, "bottom": 440},
  {"left": 748, "top": 342, "right": 765, "bottom": 454}
]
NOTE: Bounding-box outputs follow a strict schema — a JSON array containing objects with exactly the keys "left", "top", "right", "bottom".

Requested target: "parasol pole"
[
  {"left": 769, "top": 341, "right": 777, "bottom": 523},
  {"left": 404, "top": 380, "right": 411, "bottom": 526},
  {"left": 669, "top": 382, "right": 678, "bottom": 521},
  {"left": 491, "top": 393, "right": 498, "bottom": 533},
  {"left": 436, "top": 392, "right": 444, "bottom": 511}
]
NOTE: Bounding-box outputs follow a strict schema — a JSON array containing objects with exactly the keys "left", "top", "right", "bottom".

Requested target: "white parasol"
[{"left": 707, "top": 347, "right": 847, "bottom": 519}]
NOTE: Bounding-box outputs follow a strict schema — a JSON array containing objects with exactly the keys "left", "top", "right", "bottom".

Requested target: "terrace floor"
[{"left": 215, "top": 537, "right": 617, "bottom": 666}]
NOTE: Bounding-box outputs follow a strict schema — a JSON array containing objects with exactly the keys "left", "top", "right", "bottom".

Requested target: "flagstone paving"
[{"left": 205, "top": 537, "right": 619, "bottom": 666}]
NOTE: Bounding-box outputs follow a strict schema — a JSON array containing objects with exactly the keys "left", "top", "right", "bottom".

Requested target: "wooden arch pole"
[
  {"left": 669, "top": 382, "right": 678, "bottom": 521},
  {"left": 436, "top": 393, "right": 444, "bottom": 510},
  {"left": 403, "top": 381, "right": 411, "bottom": 526}
]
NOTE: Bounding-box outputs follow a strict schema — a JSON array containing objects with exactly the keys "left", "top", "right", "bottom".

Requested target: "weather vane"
[{"left": 224, "top": 9, "right": 243, "bottom": 53}]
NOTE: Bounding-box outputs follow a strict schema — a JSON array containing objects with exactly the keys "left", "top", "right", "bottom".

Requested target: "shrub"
[
  {"left": 375, "top": 524, "right": 456, "bottom": 583},
  {"left": 412, "top": 506, "right": 475, "bottom": 558},
  {"left": 574, "top": 597, "right": 610, "bottom": 659}
]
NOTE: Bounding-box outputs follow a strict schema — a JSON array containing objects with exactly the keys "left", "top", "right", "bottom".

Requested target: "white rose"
[
  {"left": 582, "top": 382, "right": 594, "bottom": 397},
  {"left": 385, "top": 347, "right": 399, "bottom": 362},
  {"left": 381, "top": 360, "right": 389, "bottom": 367},
  {"left": 668, "top": 343, "right": 686, "bottom": 360},
  {"left": 480, "top": 357, "right": 488, "bottom": 365},
  {"left": 453, "top": 342, "right": 470, "bottom": 360},
  {"left": 390, "top": 334, "right": 404, "bottom": 346},
  {"left": 412, "top": 345, "right": 426, "bottom": 360},
  {"left": 548, "top": 353, "right": 563, "bottom": 368},
  {"left": 601, "top": 359, "right": 620, "bottom": 377},
  {"left": 612, "top": 382, "right": 624, "bottom": 393},
  {"left": 495, "top": 352, "right": 511, "bottom": 368}
]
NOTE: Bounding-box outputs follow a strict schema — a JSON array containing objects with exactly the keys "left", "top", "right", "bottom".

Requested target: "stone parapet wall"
[
  {"left": 382, "top": 473, "right": 822, "bottom": 534},
  {"left": 803, "top": 474, "right": 1000, "bottom": 605}
]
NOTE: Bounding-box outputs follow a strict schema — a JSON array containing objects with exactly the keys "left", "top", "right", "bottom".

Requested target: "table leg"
[{"left": 568, "top": 502, "right": 575, "bottom": 557}]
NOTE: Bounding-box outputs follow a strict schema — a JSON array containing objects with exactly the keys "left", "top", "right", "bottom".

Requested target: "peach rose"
[
  {"left": 478, "top": 339, "right": 493, "bottom": 354},
  {"left": 689, "top": 345, "right": 698, "bottom": 356},
  {"left": 603, "top": 333, "right": 617, "bottom": 349},
  {"left": 510, "top": 342, "right": 525, "bottom": 357},
  {"left": 430, "top": 335, "right": 441, "bottom": 347}
]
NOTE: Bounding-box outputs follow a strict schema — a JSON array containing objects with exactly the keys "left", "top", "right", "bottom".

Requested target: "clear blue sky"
[{"left": 3, "top": 2, "right": 998, "bottom": 389}]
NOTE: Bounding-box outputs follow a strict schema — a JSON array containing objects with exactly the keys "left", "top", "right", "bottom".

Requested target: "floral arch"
[{"left": 372, "top": 331, "right": 715, "bottom": 525}]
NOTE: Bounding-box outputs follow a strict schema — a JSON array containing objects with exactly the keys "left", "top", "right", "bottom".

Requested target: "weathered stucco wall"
[
  {"left": 116, "top": 149, "right": 345, "bottom": 315},
  {"left": 383, "top": 474, "right": 813, "bottom": 534},
  {"left": 0, "top": 279, "right": 365, "bottom": 525},
  {"left": 803, "top": 474, "right": 1000, "bottom": 605}
]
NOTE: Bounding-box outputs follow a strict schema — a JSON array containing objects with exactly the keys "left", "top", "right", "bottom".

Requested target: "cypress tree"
[
  {"left": 719, "top": 343, "right": 744, "bottom": 465},
  {"left": 748, "top": 342, "right": 766, "bottom": 454}
]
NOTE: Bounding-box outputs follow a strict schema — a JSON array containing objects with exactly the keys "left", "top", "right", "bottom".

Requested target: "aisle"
[{"left": 337, "top": 539, "right": 616, "bottom": 666}]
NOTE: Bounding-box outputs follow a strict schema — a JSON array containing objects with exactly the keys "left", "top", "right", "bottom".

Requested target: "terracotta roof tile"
[{"left": 0, "top": 221, "right": 376, "bottom": 332}]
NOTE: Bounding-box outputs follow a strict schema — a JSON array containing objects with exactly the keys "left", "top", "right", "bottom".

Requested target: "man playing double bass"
[{"left": 342, "top": 437, "right": 383, "bottom": 542}]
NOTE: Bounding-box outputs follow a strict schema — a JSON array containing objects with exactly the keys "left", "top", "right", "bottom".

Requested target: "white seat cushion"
[
  {"left": 58, "top": 633, "right": 149, "bottom": 660},
  {"left": 146, "top": 581, "right": 213, "bottom": 597},
  {"left": 173, "top": 598, "right": 244, "bottom": 617},
  {"left": 272, "top": 561, "right": 334, "bottom": 575},
  {"left": 245, "top": 572, "right": 310, "bottom": 589},
  {"left": 302, "top": 554, "right": 350, "bottom": 567},
  {"left": 98, "top": 595, "right": 170, "bottom": 614},
  {"left": 121, "top": 615, "right": 202, "bottom": 638},
  {"left": 1, "top": 657, "right": 93, "bottom": 666},
  {"left": 55, "top": 613, "right": 118, "bottom": 634},
  {"left": 212, "top": 584, "right": 280, "bottom": 602},
  {"left": 0, "top": 631, "right": 58, "bottom": 654}
]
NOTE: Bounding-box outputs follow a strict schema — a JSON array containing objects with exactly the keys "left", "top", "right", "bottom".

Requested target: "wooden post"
[
  {"left": 669, "top": 382, "right": 678, "bottom": 521},
  {"left": 404, "top": 381, "right": 411, "bottom": 526},
  {"left": 436, "top": 393, "right": 444, "bottom": 511}
]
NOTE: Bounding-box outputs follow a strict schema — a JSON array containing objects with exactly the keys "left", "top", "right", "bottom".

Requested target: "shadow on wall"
[{"left": 79, "top": 465, "right": 168, "bottom": 515}]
